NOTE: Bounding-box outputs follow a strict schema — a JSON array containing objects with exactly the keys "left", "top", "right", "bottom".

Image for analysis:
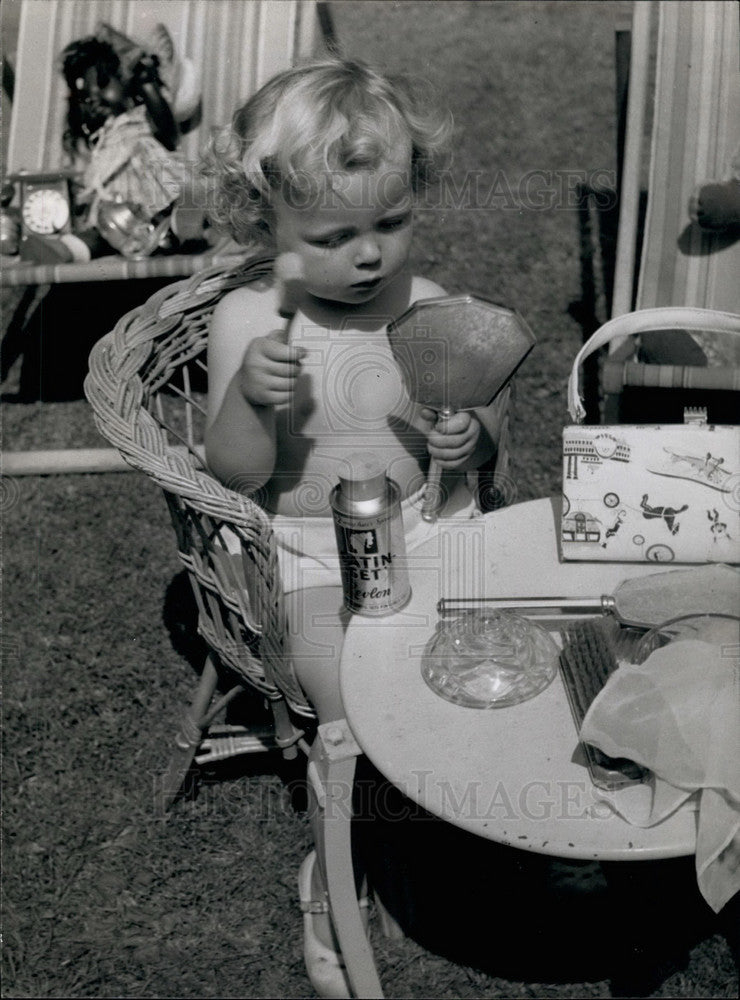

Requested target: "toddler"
[{"left": 203, "top": 58, "right": 505, "bottom": 996}]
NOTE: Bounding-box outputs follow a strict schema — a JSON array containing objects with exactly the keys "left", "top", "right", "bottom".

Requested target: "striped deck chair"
[
  {"left": 604, "top": 0, "right": 740, "bottom": 421},
  {"left": 2, "top": 0, "right": 328, "bottom": 287}
]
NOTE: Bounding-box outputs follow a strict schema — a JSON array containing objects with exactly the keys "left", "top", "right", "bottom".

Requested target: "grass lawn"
[{"left": 2, "top": 2, "right": 738, "bottom": 997}]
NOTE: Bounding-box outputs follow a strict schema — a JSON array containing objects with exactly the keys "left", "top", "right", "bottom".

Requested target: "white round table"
[{"left": 339, "top": 497, "right": 698, "bottom": 862}]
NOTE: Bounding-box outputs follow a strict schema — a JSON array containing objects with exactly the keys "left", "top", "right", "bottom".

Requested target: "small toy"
[
  {"left": 95, "top": 198, "right": 172, "bottom": 260},
  {"left": 689, "top": 178, "right": 740, "bottom": 232},
  {"left": 688, "top": 142, "right": 740, "bottom": 233},
  {"left": 58, "top": 25, "right": 199, "bottom": 257},
  {"left": 9, "top": 171, "right": 71, "bottom": 259},
  {"left": 3, "top": 171, "right": 92, "bottom": 263}
]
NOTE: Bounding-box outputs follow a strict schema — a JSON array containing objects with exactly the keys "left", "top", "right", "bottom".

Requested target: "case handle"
[{"left": 567, "top": 307, "right": 740, "bottom": 423}]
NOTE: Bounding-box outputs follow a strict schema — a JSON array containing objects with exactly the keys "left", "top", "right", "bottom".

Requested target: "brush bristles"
[
  {"left": 559, "top": 617, "right": 621, "bottom": 725},
  {"left": 559, "top": 617, "right": 648, "bottom": 789}
]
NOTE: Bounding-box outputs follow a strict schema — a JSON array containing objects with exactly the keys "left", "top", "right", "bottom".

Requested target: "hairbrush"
[{"left": 559, "top": 616, "right": 647, "bottom": 790}]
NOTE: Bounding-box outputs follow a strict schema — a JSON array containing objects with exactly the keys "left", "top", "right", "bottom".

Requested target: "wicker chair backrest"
[{"left": 85, "top": 255, "right": 315, "bottom": 719}]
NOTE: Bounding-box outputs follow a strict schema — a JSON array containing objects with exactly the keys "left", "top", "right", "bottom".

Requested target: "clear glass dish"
[
  {"left": 421, "top": 610, "right": 559, "bottom": 709},
  {"left": 633, "top": 612, "right": 740, "bottom": 663}
]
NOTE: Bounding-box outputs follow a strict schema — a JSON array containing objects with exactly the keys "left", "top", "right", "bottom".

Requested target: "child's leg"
[
  {"left": 285, "top": 586, "right": 349, "bottom": 722},
  {"left": 285, "top": 586, "right": 369, "bottom": 992}
]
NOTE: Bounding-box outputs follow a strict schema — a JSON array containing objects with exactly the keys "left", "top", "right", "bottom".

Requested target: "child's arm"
[{"left": 205, "top": 287, "right": 304, "bottom": 493}]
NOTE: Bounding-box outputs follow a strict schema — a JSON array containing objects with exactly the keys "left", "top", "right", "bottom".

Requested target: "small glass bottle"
[{"left": 330, "top": 452, "right": 411, "bottom": 616}]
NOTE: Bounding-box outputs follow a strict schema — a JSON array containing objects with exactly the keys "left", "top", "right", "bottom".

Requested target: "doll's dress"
[{"left": 79, "top": 104, "right": 190, "bottom": 228}]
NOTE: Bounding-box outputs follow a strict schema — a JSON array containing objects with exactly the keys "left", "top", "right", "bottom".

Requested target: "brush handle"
[
  {"left": 268, "top": 294, "right": 299, "bottom": 348},
  {"left": 273, "top": 252, "right": 303, "bottom": 341},
  {"left": 421, "top": 408, "right": 453, "bottom": 522},
  {"left": 421, "top": 459, "right": 444, "bottom": 522},
  {"left": 272, "top": 314, "right": 293, "bottom": 345},
  {"left": 437, "top": 595, "right": 617, "bottom": 615}
]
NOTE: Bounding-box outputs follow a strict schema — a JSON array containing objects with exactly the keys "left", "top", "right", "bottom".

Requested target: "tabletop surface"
[{"left": 340, "top": 497, "right": 700, "bottom": 861}]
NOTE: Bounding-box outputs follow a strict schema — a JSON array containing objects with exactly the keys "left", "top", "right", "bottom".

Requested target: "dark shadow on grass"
[
  {"left": 353, "top": 767, "right": 734, "bottom": 991},
  {"left": 163, "top": 569, "right": 209, "bottom": 670},
  {"left": 356, "top": 772, "right": 613, "bottom": 983},
  {"left": 602, "top": 858, "right": 735, "bottom": 998},
  {"left": 568, "top": 184, "right": 646, "bottom": 424},
  {"left": 162, "top": 571, "right": 276, "bottom": 735},
  {"left": 161, "top": 569, "right": 309, "bottom": 803},
  {"left": 2, "top": 278, "right": 176, "bottom": 402}
]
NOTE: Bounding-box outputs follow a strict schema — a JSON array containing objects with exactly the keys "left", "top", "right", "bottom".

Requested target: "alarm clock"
[{"left": 8, "top": 171, "right": 74, "bottom": 259}]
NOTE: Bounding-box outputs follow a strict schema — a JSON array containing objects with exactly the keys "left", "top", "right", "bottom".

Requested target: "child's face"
[{"left": 272, "top": 153, "right": 414, "bottom": 306}]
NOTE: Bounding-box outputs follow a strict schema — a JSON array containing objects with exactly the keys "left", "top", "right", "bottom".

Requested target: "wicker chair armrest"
[{"left": 84, "top": 253, "right": 316, "bottom": 719}]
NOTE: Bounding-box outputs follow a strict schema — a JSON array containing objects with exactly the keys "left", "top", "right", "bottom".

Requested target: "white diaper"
[
  {"left": 274, "top": 477, "right": 479, "bottom": 593},
  {"left": 226, "top": 477, "right": 480, "bottom": 594}
]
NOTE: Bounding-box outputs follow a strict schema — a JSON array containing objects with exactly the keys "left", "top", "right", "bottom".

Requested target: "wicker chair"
[
  {"left": 85, "top": 255, "right": 391, "bottom": 996},
  {"left": 84, "top": 250, "right": 515, "bottom": 811},
  {"left": 85, "top": 260, "right": 516, "bottom": 811},
  {"left": 84, "top": 254, "right": 318, "bottom": 813},
  {"left": 84, "top": 257, "right": 516, "bottom": 996}
]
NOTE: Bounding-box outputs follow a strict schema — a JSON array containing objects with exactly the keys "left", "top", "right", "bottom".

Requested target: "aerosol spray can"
[{"left": 330, "top": 452, "right": 411, "bottom": 617}]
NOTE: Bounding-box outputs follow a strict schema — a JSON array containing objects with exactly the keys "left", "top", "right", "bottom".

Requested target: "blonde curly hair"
[{"left": 201, "top": 58, "right": 452, "bottom": 247}]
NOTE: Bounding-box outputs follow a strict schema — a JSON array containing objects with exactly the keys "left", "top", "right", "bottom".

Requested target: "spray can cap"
[{"left": 337, "top": 452, "right": 387, "bottom": 500}]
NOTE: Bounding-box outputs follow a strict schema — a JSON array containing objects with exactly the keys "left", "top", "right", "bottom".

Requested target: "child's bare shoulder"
[
  {"left": 380, "top": 274, "right": 446, "bottom": 322},
  {"left": 211, "top": 275, "right": 281, "bottom": 342},
  {"left": 410, "top": 274, "right": 447, "bottom": 302}
]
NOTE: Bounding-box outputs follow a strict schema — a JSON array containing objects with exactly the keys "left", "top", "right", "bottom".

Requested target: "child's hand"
[
  {"left": 422, "top": 408, "right": 481, "bottom": 469},
  {"left": 238, "top": 331, "right": 306, "bottom": 406}
]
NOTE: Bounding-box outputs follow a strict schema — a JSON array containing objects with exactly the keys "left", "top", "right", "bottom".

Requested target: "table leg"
[{"left": 310, "top": 720, "right": 384, "bottom": 999}]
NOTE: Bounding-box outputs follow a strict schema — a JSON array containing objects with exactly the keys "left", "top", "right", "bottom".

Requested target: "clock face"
[{"left": 22, "top": 187, "right": 71, "bottom": 235}]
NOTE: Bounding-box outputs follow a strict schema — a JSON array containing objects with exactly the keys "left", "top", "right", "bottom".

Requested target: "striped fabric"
[
  {"left": 7, "top": 0, "right": 322, "bottom": 173},
  {"left": 4, "top": 0, "right": 322, "bottom": 288},
  {"left": 636, "top": 0, "right": 740, "bottom": 313},
  {"left": 2, "top": 247, "right": 247, "bottom": 287}
]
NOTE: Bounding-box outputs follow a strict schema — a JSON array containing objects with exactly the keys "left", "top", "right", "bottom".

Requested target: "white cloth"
[{"left": 581, "top": 620, "right": 740, "bottom": 913}]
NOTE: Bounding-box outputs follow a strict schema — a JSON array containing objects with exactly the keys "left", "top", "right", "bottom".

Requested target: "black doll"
[
  {"left": 62, "top": 36, "right": 177, "bottom": 153},
  {"left": 60, "top": 32, "right": 190, "bottom": 248}
]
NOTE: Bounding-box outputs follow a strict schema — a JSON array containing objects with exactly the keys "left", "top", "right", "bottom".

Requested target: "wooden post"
[{"left": 612, "top": 1, "right": 652, "bottom": 320}]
